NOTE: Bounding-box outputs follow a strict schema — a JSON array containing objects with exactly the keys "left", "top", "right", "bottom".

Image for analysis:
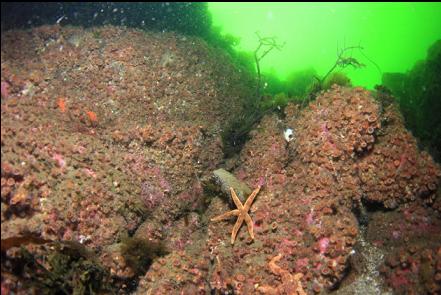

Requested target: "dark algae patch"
[
  {"left": 1, "top": 235, "right": 113, "bottom": 295},
  {"left": 120, "top": 237, "right": 168, "bottom": 277}
]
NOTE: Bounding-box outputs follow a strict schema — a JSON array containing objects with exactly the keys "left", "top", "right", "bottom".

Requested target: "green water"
[{"left": 208, "top": 2, "right": 441, "bottom": 89}]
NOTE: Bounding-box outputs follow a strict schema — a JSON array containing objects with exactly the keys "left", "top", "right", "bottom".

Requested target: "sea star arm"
[
  {"left": 231, "top": 215, "right": 245, "bottom": 244},
  {"left": 268, "top": 254, "right": 284, "bottom": 275},
  {"left": 211, "top": 209, "right": 240, "bottom": 222},
  {"left": 230, "top": 187, "right": 244, "bottom": 210},
  {"left": 244, "top": 213, "right": 255, "bottom": 240},
  {"left": 244, "top": 185, "right": 261, "bottom": 211},
  {"left": 257, "top": 285, "right": 278, "bottom": 294}
]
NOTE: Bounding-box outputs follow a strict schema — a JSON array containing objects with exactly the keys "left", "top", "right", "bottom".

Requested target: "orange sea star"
[
  {"left": 211, "top": 186, "right": 261, "bottom": 244},
  {"left": 258, "top": 254, "right": 306, "bottom": 295}
]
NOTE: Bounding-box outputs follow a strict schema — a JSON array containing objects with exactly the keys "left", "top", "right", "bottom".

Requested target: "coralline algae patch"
[{"left": 1, "top": 24, "right": 441, "bottom": 295}]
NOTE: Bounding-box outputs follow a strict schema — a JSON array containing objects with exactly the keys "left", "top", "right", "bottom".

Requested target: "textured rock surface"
[
  {"left": 136, "top": 86, "right": 440, "bottom": 294},
  {"left": 1, "top": 24, "right": 440, "bottom": 295},
  {"left": 1, "top": 24, "right": 254, "bottom": 293}
]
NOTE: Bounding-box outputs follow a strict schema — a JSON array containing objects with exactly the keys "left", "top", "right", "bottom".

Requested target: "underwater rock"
[
  {"left": 366, "top": 201, "right": 441, "bottom": 294},
  {"left": 203, "top": 168, "right": 252, "bottom": 203},
  {"left": 1, "top": 23, "right": 254, "bottom": 294},
  {"left": 382, "top": 39, "right": 441, "bottom": 162},
  {"left": 358, "top": 104, "right": 440, "bottom": 208},
  {"left": 101, "top": 237, "right": 167, "bottom": 280},
  {"left": 294, "top": 85, "right": 381, "bottom": 162},
  {"left": 235, "top": 113, "right": 289, "bottom": 188},
  {"left": 201, "top": 85, "right": 440, "bottom": 295},
  {"left": 291, "top": 85, "right": 441, "bottom": 209},
  {"left": 131, "top": 84, "right": 441, "bottom": 294},
  {"left": 1, "top": 16, "right": 440, "bottom": 295}
]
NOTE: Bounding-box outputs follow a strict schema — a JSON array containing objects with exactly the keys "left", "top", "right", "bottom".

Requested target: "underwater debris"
[
  {"left": 284, "top": 128, "right": 294, "bottom": 142},
  {"left": 1, "top": 234, "right": 50, "bottom": 252},
  {"left": 328, "top": 45, "right": 366, "bottom": 73},
  {"left": 254, "top": 32, "right": 286, "bottom": 100},
  {"left": 309, "top": 45, "right": 367, "bottom": 100}
]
